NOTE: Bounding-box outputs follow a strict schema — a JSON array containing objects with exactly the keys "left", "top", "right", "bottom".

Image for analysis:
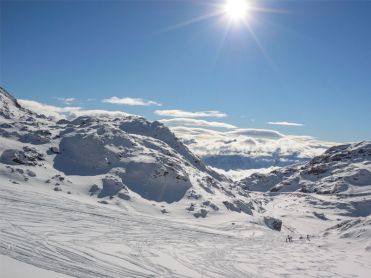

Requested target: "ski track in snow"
[{"left": 0, "top": 184, "right": 369, "bottom": 278}]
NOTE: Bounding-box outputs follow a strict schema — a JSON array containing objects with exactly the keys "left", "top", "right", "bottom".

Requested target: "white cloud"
[
  {"left": 18, "top": 99, "right": 131, "bottom": 120},
  {"left": 19, "top": 99, "right": 81, "bottom": 119},
  {"left": 155, "top": 109, "right": 226, "bottom": 118},
  {"left": 267, "top": 121, "right": 304, "bottom": 127},
  {"left": 56, "top": 97, "right": 76, "bottom": 105},
  {"left": 68, "top": 109, "right": 131, "bottom": 118},
  {"left": 228, "top": 128, "right": 284, "bottom": 139},
  {"left": 103, "top": 96, "right": 162, "bottom": 106},
  {"left": 159, "top": 118, "right": 237, "bottom": 129},
  {"left": 171, "top": 126, "right": 336, "bottom": 174}
]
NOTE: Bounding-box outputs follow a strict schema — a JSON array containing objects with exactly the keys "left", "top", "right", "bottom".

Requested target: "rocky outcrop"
[{"left": 263, "top": 216, "right": 282, "bottom": 231}]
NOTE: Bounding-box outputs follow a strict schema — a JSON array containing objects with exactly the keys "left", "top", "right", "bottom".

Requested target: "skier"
[{"left": 307, "top": 234, "right": 310, "bottom": 241}]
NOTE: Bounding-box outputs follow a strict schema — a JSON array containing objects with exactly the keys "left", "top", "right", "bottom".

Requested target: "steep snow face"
[{"left": 239, "top": 141, "right": 371, "bottom": 195}]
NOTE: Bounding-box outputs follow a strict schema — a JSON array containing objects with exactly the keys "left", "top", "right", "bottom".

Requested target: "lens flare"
[{"left": 224, "top": 0, "right": 250, "bottom": 22}]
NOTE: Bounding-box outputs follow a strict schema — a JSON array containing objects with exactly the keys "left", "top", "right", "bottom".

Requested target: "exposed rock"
[
  {"left": 193, "top": 209, "right": 208, "bottom": 218},
  {"left": 117, "top": 191, "right": 131, "bottom": 200},
  {"left": 26, "top": 169, "right": 36, "bottom": 177},
  {"left": 202, "top": 200, "right": 219, "bottom": 211},
  {"left": 263, "top": 216, "right": 282, "bottom": 231},
  {"left": 187, "top": 190, "right": 202, "bottom": 200},
  {"left": 89, "top": 184, "right": 100, "bottom": 195},
  {"left": 223, "top": 200, "right": 253, "bottom": 215},
  {"left": 98, "top": 178, "right": 124, "bottom": 198},
  {"left": 49, "top": 147, "right": 60, "bottom": 154},
  {"left": 56, "top": 119, "right": 70, "bottom": 125},
  {"left": 186, "top": 203, "right": 195, "bottom": 211},
  {"left": 1, "top": 147, "right": 44, "bottom": 166},
  {"left": 313, "top": 212, "right": 329, "bottom": 220}
]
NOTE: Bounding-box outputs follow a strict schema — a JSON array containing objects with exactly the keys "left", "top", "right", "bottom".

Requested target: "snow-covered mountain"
[
  {"left": 238, "top": 141, "right": 371, "bottom": 194},
  {"left": 238, "top": 141, "right": 371, "bottom": 235},
  {"left": 0, "top": 87, "right": 259, "bottom": 217}
]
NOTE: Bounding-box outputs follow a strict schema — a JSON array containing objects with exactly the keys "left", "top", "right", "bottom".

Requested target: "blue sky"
[{"left": 1, "top": 0, "right": 371, "bottom": 142}]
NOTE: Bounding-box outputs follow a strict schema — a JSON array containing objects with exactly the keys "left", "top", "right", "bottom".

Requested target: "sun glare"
[{"left": 224, "top": 0, "right": 250, "bottom": 22}]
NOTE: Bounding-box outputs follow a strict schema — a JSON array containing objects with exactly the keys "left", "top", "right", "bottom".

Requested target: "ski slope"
[{"left": 1, "top": 183, "right": 370, "bottom": 278}]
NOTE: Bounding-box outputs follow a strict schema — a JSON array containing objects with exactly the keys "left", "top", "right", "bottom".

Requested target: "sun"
[{"left": 224, "top": 0, "right": 250, "bottom": 22}]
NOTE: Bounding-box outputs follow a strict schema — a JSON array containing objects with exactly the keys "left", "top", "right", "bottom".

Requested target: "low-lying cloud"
[
  {"left": 171, "top": 126, "right": 335, "bottom": 174},
  {"left": 229, "top": 128, "right": 284, "bottom": 139}
]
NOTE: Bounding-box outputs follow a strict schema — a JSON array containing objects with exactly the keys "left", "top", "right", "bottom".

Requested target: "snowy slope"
[
  {"left": 237, "top": 141, "right": 371, "bottom": 264},
  {"left": 1, "top": 182, "right": 370, "bottom": 278}
]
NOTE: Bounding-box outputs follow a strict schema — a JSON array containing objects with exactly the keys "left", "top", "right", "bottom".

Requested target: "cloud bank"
[
  {"left": 267, "top": 121, "right": 303, "bottom": 127},
  {"left": 171, "top": 126, "right": 335, "bottom": 174},
  {"left": 19, "top": 99, "right": 131, "bottom": 119},
  {"left": 155, "top": 109, "right": 227, "bottom": 118},
  {"left": 56, "top": 97, "right": 76, "bottom": 105},
  {"left": 159, "top": 118, "right": 237, "bottom": 129},
  {"left": 103, "top": 96, "right": 161, "bottom": 106}
]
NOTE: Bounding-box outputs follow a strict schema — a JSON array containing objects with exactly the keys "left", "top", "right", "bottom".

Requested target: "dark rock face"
[
  {"left": 98, "top": 178, "right": 124, "bottom": 198},
  {"left": 1, "top": 147, "right": 44, "bottom": 166},
  {"left": 264, "top": 216, "right": 282, "bottom": 231},
  {"left": 193, "top": 209, "right": 208, "bottom": 218},
  {"left": 223, "top": 200, "right": 253, "bottom": 215},
  {"left": 89, "top": 185, "right": 100, "bottom": 195}
]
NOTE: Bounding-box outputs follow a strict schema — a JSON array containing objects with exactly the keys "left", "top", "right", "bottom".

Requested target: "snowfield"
[
  {"left": 1, "top": 183, "right": 370, "bottom": 278},
  {"left": 1, "top": 87, "right": 371, "bottom": 277}
]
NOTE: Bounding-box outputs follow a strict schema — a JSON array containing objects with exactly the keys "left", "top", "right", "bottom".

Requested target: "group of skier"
[{"left": 286, "top": 234, "right": 310, "bottom": 242}]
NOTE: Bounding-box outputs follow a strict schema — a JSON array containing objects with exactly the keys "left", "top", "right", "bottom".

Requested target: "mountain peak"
[{"left": 0, "top": 87, "right": 26, "bottom": 119}]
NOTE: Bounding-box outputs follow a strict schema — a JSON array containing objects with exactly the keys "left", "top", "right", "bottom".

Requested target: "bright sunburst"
[{"left": 224, "top": 0, "right": 250, "bottom": 22}]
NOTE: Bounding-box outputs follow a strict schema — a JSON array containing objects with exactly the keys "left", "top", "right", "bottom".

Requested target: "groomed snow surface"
[{"left": 1, "top": 183, "right": 370, "bottom": 278}]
